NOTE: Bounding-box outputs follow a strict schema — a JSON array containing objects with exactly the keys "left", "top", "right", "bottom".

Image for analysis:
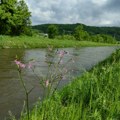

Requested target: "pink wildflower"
[
  {"left": 14, "top": 60, "right": 26, "bottom": 69},
  {"left": 58, "top": 50, "right": 66, "bottom": 58},
  {"left": 45, "top": 80, "right": 49, "bottom": 87},
  {"left": 14, "top": 60, "right": 21, "bottom": 65},
  {"left": 19, "top": 63, "right": 26, "bottom": 68}
]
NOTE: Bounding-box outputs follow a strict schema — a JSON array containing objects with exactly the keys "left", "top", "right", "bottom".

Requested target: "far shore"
[{"left": 0, "top": 36, "right": 119, "bottom": 49}]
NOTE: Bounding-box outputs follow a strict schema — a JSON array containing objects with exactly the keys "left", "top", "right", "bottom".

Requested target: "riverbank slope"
[{"left": 18, "top": 48, "right": 120, "bottom": 120}]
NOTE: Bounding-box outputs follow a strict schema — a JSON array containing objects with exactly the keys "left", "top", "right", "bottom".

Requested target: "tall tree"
[
  {"left": 0, "top": 0, "right": 31, "bottom": 35},
  {"left": 48, "top": 24, "right": 58, "bottom": 39},
  {"left": 74, "top": 25, "right": 90, "bottom": 41}
]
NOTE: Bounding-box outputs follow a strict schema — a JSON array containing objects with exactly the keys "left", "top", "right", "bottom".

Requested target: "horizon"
[{"left": 32, "top": 23, "right": 120, "bottom": 28}]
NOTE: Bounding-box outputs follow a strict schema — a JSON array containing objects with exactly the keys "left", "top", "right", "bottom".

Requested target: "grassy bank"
[
  {"left": 0, "top": 35, "right": 119, "bottom": 49},
  {"left": 16, "top": 49, "right": 120, "bottom": 120}
]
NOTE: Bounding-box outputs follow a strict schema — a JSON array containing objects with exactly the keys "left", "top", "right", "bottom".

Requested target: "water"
[{"left": 0, "top": 47, "right": 119, "bottom": 119}]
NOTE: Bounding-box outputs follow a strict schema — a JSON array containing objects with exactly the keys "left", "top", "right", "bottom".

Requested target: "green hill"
[{"left": 32, "top": 23, "right": 120, "bottom": 41}]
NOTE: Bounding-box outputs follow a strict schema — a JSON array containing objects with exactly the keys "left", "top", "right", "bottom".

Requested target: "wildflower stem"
[{"left": 17, "top": 71, "right": 30, "bottom": 120}]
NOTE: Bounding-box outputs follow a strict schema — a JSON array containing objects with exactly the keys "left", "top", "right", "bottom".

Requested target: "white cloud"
[
  {"left": 25, "top": 0, "right": 120, "bottom": 26},
  {"left": 92, "top": 0, "right": 108, "bottom": 6}
]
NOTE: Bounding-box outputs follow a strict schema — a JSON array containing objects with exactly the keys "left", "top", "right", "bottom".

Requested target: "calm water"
[{"left": 0, "top": 47, "right": 119, "bottom": 119}]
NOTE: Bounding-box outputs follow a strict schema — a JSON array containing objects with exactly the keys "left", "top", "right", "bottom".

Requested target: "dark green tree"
[
  {"left": 48, "top": 24, "right": 58, "bottom": 39},
  {"left": 74, "top": 25, "right": 90, "bottom": 41},
  {"left": 0, "top": 0, "right": 31, "bottom": 35}
]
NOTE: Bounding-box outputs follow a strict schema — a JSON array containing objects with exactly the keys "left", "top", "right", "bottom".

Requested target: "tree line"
[
  {"left": 33, "top": 23, "right": 120, "bottom": 42},
  {"left": 39, "top": 24, "right": 116, "bottom": 44}
]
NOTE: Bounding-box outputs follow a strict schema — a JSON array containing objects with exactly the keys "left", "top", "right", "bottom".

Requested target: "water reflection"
[{"left": 0, "top": 49, "right": 25, "bottom": 119}]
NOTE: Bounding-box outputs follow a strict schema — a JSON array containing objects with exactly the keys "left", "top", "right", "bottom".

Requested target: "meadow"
[
  {"left": 0, "top": 35, "right": 118, "bottom": 49},
  {"left": 13, "top": 48, "right": 120, "bottom": 120}
]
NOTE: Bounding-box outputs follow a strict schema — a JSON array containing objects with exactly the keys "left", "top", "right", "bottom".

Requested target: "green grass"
[
  {"left": 15, "top": 49, "right": 120, "bottom": 120},
  {"left": 0, "top": 35, "right": 119, "bottom": 49}
]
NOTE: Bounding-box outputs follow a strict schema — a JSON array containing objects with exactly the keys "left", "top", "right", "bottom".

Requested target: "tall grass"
[
  {"left": 15, "top": 49, "right": 120, "bottom": 120},
  {"left": 0, "top": 35, "right": 118, "bottom": 49}
]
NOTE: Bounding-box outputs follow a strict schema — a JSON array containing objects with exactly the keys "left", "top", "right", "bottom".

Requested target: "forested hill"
[{"left": 32, "top": 23, "right": 120, "bottom": 41}]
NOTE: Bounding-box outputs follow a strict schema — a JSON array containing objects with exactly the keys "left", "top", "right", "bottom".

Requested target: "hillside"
[{"left": 32, "top": 23, "right": 120, "bottom": 41}]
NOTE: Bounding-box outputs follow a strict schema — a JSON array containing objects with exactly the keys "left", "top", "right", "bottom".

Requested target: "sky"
[{"left": 25, "top": 0, "right": 120, "bottom": 26}]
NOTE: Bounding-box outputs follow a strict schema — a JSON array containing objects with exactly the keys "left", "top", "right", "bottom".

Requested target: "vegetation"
[
  {"left": 0, "top": 1, "right": 119, "bottom": 45},
  {"left": 32, "top": 24, "right": 117, "bottom": 44},
  {"left": 0, "top": 0, "right": 31, "bottom": 36},
  {"left": 91, "top": 34, "right": 116, "bottom": 43},
  {"left": 0, "top": 35, "right": 118, "bottom": 49},
  {"left": 0, "top": 0, "right": 118, "bottom": 45},
  {"left": 48, "top": 24, "right": 58, "bottom": 39},
  {"left": 33, "top": 23, "right": 120, "bottom": 41},
  {"left": 16, "top": 48, "right": 120, "bottom": 120},
  {"left": 74, "top": 25, "right": 89, "bottom": 41},
  {"left": 1, "top": 1, "right": 120, "bottom": 120},
  {"left": 14, "top": 47, "right": 75, "bottom": 120}
]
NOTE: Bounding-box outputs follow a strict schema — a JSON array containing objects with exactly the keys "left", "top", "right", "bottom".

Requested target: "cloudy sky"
[{"left": 25, "top": 0, "right": 120, "bottom": 26}]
